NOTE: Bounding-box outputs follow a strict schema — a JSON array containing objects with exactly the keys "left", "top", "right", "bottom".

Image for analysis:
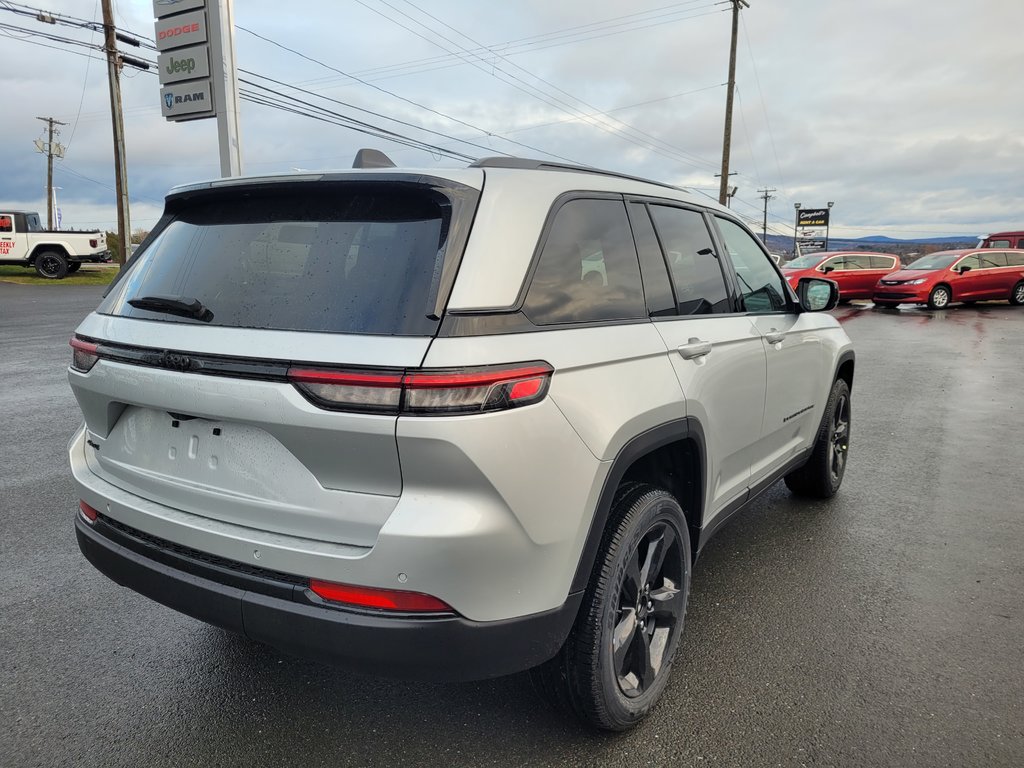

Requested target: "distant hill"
[{"left": 763, "top": 232, "right": 977, "bottom": 257}]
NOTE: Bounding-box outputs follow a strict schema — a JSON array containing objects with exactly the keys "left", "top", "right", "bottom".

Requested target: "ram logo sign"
[{"left": 159, "top": 81, "right": 214, "bottom": 120}]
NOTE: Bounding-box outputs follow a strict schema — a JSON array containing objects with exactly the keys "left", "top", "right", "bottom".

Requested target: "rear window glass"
[{"left": 99, "top": 184, "right": 455, "bottom": 336}]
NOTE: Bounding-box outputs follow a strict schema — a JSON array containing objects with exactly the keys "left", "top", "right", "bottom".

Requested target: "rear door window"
[
  {"left": 1006, "top": 252, "right": 1024, "bottom": 267},
  {"left": 649, "top": 205, "right": 731, "bottom": 315},
  {"left": 870, "top": 255, "right": 897, "bottom": 269},
  {"left": 100, "top": 184, "right": 462, "bottom": 336},
  {"left": 979, "top": 252, "right": 1008, "bottom": 268},
  {"left": 523, "top": 198, "right": 645, "bottom": 325}
]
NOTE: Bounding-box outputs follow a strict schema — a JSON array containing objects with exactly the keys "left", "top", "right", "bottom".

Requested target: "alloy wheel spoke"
[
  {"left": 635, "top": 627, "right": 657, "bottom": 689},
  {"left": 622, "top": 555, "right": 642, "bottom": 605},
  {"left": 613, "top": 608, "right": 638, "bottom": 674}
]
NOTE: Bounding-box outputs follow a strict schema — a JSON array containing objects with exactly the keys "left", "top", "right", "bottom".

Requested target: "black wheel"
[
  {"left": 532, "top": 484, "right": 691, "bottom": 731},
  {"left": 34, "top": 250, "right": 69, "bottom": 279},
  {"left": 785, "top": 378, "right": 851, "bottom": 499},
  {"left": 927, "top": 284, "right": 951, "bottom": 310},
  {"left": 1011, "top": 281, "right": 1024, "bottom": 306},
  {"left": 66, "top": 262, "right": 82, "bottom": 274}
]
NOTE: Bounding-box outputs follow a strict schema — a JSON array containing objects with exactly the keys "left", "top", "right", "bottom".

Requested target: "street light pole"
[
  {"left": 825, "top": 201, "right": 835, "bottom": 250},
  {"left": 793, "top": 202, "right": 801, "bottom": 256}
]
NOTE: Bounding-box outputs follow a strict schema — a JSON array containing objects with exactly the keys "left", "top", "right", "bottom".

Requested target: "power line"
[
  {"left": 305, "top": 1, "right": 722, "bottom": 87},
  {"left": 353, "top": 0, "right": 719, "bottom": 172},
  {"left": 393, "top": 0, "right": 720, "bottom": 170},
  {"left": 236, "top": 24, "right": 583, "bottom": 164}
]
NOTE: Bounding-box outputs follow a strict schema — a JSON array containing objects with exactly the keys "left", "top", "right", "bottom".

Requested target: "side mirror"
[
  {"left": 821, "top": 265, "right": 835, "bottom": 274},
  {"left": 958, "top": 265, "right": 972, "bottom": 274},
  {"left": 797, "top": 277, "right": 839, "bottom": 312}
]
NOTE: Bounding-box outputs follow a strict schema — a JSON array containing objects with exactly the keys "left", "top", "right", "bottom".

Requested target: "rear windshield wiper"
[{"left": 127, "top": 295, "right": 214, "bottom": 322}]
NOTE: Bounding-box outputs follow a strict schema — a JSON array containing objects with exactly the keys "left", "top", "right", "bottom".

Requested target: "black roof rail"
[{"left": 469, "top": 156, "right": 687, "bottom": 193}]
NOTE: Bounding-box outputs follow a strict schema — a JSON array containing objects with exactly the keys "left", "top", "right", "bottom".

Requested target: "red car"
[
  {"left": 873, "top": 249, "right": 1024, "bottom": 309},
  {"left": 782, "top": 251, "right": 901, "bottom": 301}
]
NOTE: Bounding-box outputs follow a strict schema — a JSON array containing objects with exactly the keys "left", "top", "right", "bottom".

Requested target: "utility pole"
[
  {"left": 719, "top": 0, "right": 749, "bottom": 206},
  {"left": 101, "top": 0, "right": 130, "bottom": 265},
  {"left": 758, "top": 187, "right": 776, "bottom": 241},
  {"left": 35, "top": 117, "right": 66, "bottom": 230}
]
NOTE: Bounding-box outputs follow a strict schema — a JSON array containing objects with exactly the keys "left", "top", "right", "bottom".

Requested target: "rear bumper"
[
  {"left": 76, "top": 513, "right": 581, "bottom": 681},
  {"left": 71, "top": 251, "right": 112, "bottom": 263}
]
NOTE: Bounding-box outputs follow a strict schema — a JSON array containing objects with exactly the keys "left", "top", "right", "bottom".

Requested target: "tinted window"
[
  {"left": 524, "top": 198, "right": 645, "bottom": 325},
  {"left": 99, "top": 185, "right": 456, "bottom": 336},
  {"left": 627, "top": 203, "right": 675, "bottom": 317},
  {"left": 986, "top": 239, "right": 1011, "bottom": 248},
  {"left": 649, "top": 205, "right": 730, "bottom": 315},
  {"left": 870, "top": 255, "right": 897, "bottom": 269},
  {"left": 715, "top": 217, "right": 789, "bottom": 312},
  {"left": 978, "top": 252, "right": 1007, "bottom": 268},
  {"left": 1006, "top": 252, "right": 1024, "bottom": 267},
  {"left": 844, "top": 254, "right": 873, "bottom": 269},
  {"left": 957, "top": 255, "right": 981, "bottom": 270}
]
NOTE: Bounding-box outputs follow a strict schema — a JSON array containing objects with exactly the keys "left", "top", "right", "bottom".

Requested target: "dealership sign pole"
[{"left": 153, "top": 0, "right": 242, "bottom": 177}]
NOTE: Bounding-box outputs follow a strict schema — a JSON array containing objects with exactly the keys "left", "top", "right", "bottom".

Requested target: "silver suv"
[{"left": 69, "top": 156, "right": 854, "bottom": 730}]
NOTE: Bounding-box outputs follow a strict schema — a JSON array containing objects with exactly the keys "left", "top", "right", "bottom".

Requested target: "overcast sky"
[{"left": 1, "top": 0, "right": 1022, "bottom": 240}]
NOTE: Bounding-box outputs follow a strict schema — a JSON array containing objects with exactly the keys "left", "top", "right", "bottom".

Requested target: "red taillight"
[
  {"left": 79, "top": 500, "right": 99, "bottom": 523},
  {"left": 89, "top": 238, "right": 98, "bottom": 248},
  {"left": 309, "top": 579, "right": 453, "bottom": 613},
  {"left": 288, "top": 362, "right": 553, "bottom": 415},
  {"left": 70, "top": 337, "right": 99, "bottom": 372}
]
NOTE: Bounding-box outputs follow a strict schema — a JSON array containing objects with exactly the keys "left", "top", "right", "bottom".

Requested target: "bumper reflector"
[
  {"left": 79, "top": 500, "right": 99, "bottom": 523},
  {"left": 309, "top": 579, "right": 453, "bottom": 613}
]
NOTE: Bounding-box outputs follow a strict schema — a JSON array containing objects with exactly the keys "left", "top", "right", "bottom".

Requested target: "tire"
[
  {"left": 1011, "top": 281, "right": 1024, "bottom": 306},
  {"left": 927, "top": 284, "right": 951, "bottom": 310},
  {"left": 785, "top": 377, "right": 851, "bottom": 499},
  {"left": 532, "top": 484, "right": 691, "bottom": 731},
  {"left": 34, "top": 250, "right": 69, "bottom": 279},
  {"left": 66, "top": 262, "right": 82, "bottom": 274}
]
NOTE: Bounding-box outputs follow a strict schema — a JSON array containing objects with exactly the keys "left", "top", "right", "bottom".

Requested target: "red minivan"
[
  {"left": 873, "top": 249, "right": 1024, "bottom": 309},
  {"left": 980, "top": 231, "right": 1024, "bottom": 249},
  {"left": 782, "top": 251, "right": 901, "bottom": 300}
]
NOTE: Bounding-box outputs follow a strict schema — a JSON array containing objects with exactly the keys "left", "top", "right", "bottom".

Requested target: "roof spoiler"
[{"left": 352, "top": 148, "right": 396, "bottom": 169}]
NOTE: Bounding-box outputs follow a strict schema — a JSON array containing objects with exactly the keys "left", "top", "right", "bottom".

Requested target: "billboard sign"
[
  {"left": 797, "top": 208, "right": 830, "bottom": 228},
  {"left": 157, "top": 44, "right": 210, "bottom": 84},
  {"left": 153, "top": 0, "right": 206, "bottom": 18},
  {"left": 155, "top": 9, "right": 207, "bottom": 51},
  {"left": 160, "top": 81, "right": 214, "bottom": 119}
]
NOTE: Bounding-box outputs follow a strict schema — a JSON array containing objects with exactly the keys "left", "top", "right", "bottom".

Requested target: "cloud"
[{"left": 1, "top": 0, "right": 1022, "bottom": 240}]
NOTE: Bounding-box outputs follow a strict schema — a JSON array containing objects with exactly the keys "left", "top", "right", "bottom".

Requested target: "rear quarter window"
[{"left": 523, "top": 197, "right": 645, "bottom": 325}]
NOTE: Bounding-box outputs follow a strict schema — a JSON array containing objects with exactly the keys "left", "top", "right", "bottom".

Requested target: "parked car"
[
  {"left": 873, "top": 249, "right": 1024, "bottom": 308},
  {"left": 979, "top": 231, "right": 1024, "bottom": 249},
  {"left": 781, "top": 250, "right": 901, "bottom": 301},
  {"left": 0, "top": 210, "right": 109, "bottom": 277},
  {"left": 69, "top": 154, "right": 855, "bottom": 731}
]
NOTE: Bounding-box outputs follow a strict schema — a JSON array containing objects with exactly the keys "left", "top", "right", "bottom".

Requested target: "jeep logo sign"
[
  {"left": 160, "top": 81, "right": 214, "bottom": 119},
  {"left": 157, "top": 44, "right": 211, "bottom": 85}
]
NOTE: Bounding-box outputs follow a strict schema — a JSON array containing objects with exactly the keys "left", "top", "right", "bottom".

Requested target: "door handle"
[
  {"left": 677, "top": 338, "right": 712, "bottom": 360},
  {"left": 765, "top": 329, "right": 785, "bottom": 345}
]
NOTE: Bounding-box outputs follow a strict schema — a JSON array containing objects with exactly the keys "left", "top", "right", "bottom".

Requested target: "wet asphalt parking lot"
[{"left": 1, "top": 282, "right": 1022, "bottom": 767}]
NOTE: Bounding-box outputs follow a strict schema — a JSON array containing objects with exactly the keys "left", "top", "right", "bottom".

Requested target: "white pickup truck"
[{"left": 0, "top": 210, "right": 110, "bottom": 278}]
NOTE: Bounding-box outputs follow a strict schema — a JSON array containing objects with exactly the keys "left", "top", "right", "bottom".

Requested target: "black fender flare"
[{"left": 569, "top": 416, "right": 707, "bottom": 594}]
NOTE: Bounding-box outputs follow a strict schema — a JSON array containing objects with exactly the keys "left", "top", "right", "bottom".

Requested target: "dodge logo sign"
[{"left": 164, "top": 92, "right": 174, "bottom": 110}]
